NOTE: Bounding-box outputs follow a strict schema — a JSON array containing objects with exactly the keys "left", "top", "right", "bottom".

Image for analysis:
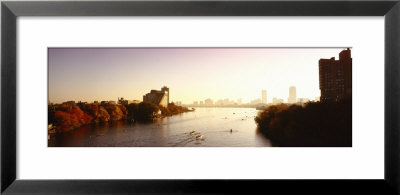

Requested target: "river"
[{"left": 48, "top": 107, "right": 272, "bottom": 147}]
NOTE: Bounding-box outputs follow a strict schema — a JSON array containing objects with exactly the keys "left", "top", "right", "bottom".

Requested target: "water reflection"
[{"left": 49, "top": 108, "right": 272, "bottom": 147}]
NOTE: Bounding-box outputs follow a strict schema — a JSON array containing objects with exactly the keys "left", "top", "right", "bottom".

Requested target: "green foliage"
[
  {"left": 158, "top": 103, "right": 190, "bottom": 116},
  {"left": 136, "top": 102, "right": 159, "bottom": 120},
  {"left": 124, "top": 102, "right": 160, "bottom": 122},
  {"left": 158, "top": 106, "right": 171, "bottom": 116},
  {"left": 126, "top": 103, "right": 139, "bottom": 122}
]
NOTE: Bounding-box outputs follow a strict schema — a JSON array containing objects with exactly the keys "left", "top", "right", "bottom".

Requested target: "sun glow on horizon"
[{"left": 48, "top": 48, "right": 347, "bottom": 104}]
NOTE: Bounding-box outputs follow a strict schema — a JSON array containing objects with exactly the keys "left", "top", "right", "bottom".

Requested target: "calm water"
[{"left": 48, "top": 107, "right": 272, "bottom": 147}]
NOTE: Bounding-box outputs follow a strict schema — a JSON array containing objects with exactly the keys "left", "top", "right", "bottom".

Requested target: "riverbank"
[
  {"left": 254, "top": 99, "right": 352, "bottom": 147},
  {"left": 48, "top": 102, "right": 192, "bottom": 133},
  {"left": 48, "top": 107, "right": 271, "bottom": 147}
]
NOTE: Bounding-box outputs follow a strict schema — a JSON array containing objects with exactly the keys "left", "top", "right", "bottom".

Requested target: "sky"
[{"left": 48, "top": 48, "right": 348, "bottom": 104}]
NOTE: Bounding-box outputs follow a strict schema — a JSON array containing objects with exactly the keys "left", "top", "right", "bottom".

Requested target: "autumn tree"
[{"left": 53, "top": 103, "right": 93, "bottom": 132}]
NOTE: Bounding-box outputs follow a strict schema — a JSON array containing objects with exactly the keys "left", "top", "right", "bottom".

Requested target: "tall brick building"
[{"left": 319, "top": 48, "right": 352, "bottom": 101}]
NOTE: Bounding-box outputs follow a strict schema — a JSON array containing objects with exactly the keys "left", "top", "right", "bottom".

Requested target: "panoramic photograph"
[{"left": 48, "top": 48, "right": 352, "bottom": 147}]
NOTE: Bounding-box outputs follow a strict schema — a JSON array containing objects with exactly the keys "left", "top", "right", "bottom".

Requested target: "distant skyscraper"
[
  {"left": 297, "top": 98, "right": 310, "bottom": 104},
  {"left": 250, "top": 98, "right": 261, "bottom": 105},
  {"left": 288, "top": 86, "right": 296, "bottom": 103},
  {"left": 262, "top": 90, "right": 267, "bottom": 104},
  {"left": 319, "top": 48, "right": 352, "bottom": 101},
  {"left": 272, "top": 97, "right": 284, "bottom": 104},
  {"left": 204, "top": 98, "right": 213, "bottom": 106},
  {"left": 223, "top": 98, "right": 229, "bottom": 105}
]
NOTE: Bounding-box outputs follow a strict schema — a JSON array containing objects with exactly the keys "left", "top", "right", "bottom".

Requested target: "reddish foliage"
[
  {"left": 53, "top": 103, "right": 93, "bottom": 132},
  {"left": 50, "top": 101, "right": 190, "bottom": 132},
  {"left": 81, "top": 103, "right": 110, "bottom": 123},
  {"left": 103, "top": 104, "right": 126, "bottom": 121}
]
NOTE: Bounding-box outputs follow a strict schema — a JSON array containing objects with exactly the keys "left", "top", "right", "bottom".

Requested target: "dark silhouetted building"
[
  {"left": 319, "top": 48, "right": 352, "bottom": 101},
  {"left": 143, "top": 86, "right": 169, "bottom": 107}
]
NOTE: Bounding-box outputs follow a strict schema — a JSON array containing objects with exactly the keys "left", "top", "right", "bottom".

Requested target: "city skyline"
[
  {"left": 187, "top": 87, "right": 309, "bottom": 106},
  {"left": 49, "top": 48, "right": 347, "bottom": 104}
]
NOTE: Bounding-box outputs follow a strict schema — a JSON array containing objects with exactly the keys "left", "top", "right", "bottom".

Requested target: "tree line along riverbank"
[
  {"left": 48, "top": 101, "right": 192, "bottom": 132},
  {"left": 254, "top": 99, "right": 352, "bottom": 147}
]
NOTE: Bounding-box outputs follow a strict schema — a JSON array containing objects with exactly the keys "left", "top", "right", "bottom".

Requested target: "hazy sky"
[{"left": 48, "top": 48, "right": 347, "bottom": 104}]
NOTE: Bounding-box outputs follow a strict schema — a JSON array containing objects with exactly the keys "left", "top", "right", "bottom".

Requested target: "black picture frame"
[{"left": 1, "top": 0, "right": 399, "bottom": 194}]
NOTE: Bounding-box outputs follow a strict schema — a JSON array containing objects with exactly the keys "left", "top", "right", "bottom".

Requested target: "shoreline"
[
  {"left": 48, "top": 102, "right": 193, "bottom": 134},
  {"left": 48, "top": 107, "right": 269, "bottom": 147}
]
